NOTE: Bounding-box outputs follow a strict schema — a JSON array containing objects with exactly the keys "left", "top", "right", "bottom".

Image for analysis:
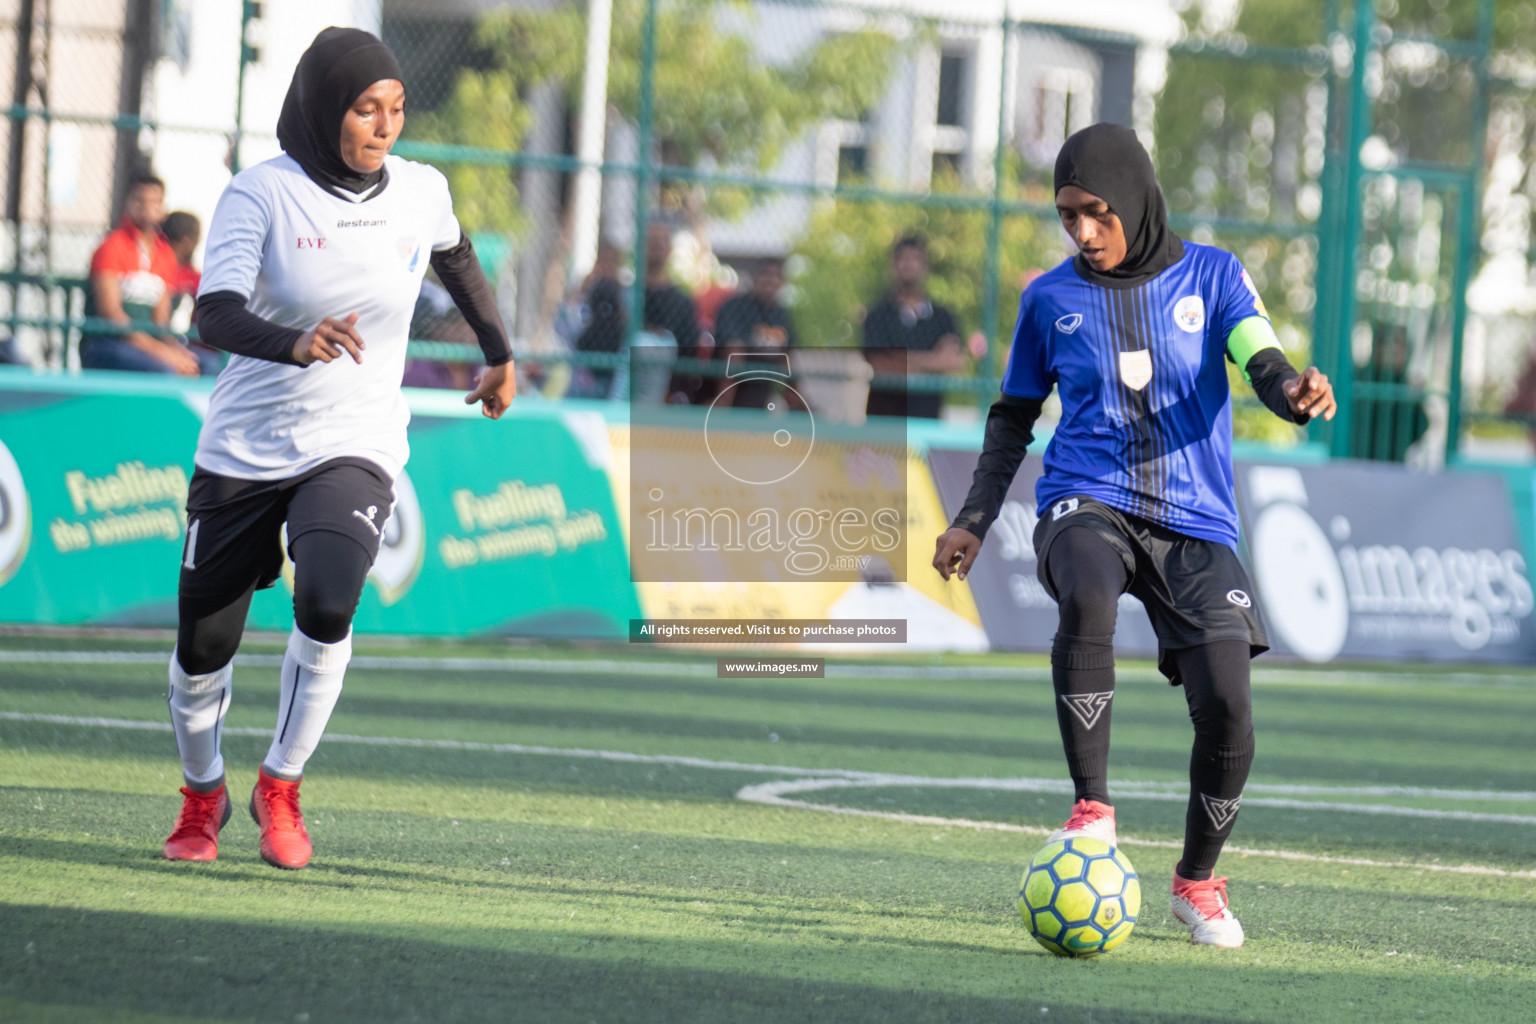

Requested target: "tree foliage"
[
  {"left": 404, "top": 0, "right": 897, "bottom": 239},
  {"left": 1159, "top": 0, "right": 1536, "bottom": 440},
  {"left": 788, "top": 170, "right": 1065, "bottom": 357},
  {"left": 1155, "top": 0, "right": 1331, "bottom": 355}
]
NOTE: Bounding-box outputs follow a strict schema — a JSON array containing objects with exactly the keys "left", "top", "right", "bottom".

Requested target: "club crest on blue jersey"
[
  {"left": 1174, "top": 295, "right": 1205, "bottom": 333},
  {"left": 1119, "top": 349, "right": 1153, "bottom": 392},
  {"left": 1055, "top": 313, "right": 1083, "bottom": 334}
]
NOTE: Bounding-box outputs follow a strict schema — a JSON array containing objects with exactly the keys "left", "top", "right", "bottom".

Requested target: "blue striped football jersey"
[{"left": 1002, "top": 243, "right": 1267, "bottom": 548}]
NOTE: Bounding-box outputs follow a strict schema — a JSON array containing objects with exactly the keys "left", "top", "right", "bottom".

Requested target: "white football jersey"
[{"left": 194, "top": 153, "right": 461, "bottom": 481}]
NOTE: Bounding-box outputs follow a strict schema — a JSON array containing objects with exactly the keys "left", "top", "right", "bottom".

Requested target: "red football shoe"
[
  {"left": 250, "top": 767, "right": 312, "bottom": 869},
  {"left": 163, "top": 783, "right": 232, "bottom": 861},
  {"left": 1046, "top": 798, "right": 1118, "bottom": 846},
  {"left": 1171, "top": 869, "right": 1245, "bottom": 948}
]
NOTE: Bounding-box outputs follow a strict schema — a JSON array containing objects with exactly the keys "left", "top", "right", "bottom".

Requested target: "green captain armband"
[{"left": 1226, "top": 316, "right": 1283, "bottom": 385}]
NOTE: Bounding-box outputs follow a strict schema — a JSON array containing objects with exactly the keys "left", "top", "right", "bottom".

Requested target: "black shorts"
[
  {"left": 179, "top": 457, "right": 395, "bottom": 613},
  {"left": 1033, "top": 495, "right": 1269, "bottom": 682}
]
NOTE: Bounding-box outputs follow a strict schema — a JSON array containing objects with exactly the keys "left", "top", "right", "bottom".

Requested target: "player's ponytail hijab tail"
[
  {"left": 277, "top": 27, "right": 403, "bottom": 198},
  {"left": 1054, "top": 123, "right": 1184, "bottom": 286}
]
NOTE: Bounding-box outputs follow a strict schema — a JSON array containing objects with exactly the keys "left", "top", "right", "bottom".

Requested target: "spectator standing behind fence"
[
  {"left": 82, "top": 174, "right": 217, "bottom": 376},
  {"left": 642, "top": 224, "right": 703, "bottom": 404},
  {"left": 569, "top": 242, "right": 627, "bottom": 398},
  {"left": 862, "top": 234, "right": 965, "bottom": 419},
  {"left": 693, "top": 264, "right": 737, "bottom": 342},
  {"left": 1349, "top": 322, "right": 1429, "bottom": 462},
  {"left": 713, "top": 256, "right": 797, "bottom": 410}
]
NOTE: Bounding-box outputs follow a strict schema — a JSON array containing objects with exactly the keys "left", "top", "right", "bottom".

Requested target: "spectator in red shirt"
[
  {"left": 161, "top": 210, "right": 221, "bottom": 372},
  {"left": 162, "top": 210, "right": 202, "bottom": 312},
  {"left": 80, "top": 174, "right": 212, "bottom": 375}
]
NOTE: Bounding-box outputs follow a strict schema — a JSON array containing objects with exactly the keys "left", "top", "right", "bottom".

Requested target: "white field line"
[
  {"left": 5, "top": 711, "right": 1533, "bottom": 805},
  {"left": 734, "top": 782, "right": 1536, "bottom": 880},
  {"left": 734, "top": 776, "right": 1536, "bottom": 829},
  {"left": 1, "top": 649, "right": 1532, "bottom": 687},
  {"left": 0, "top": 712, "right": 871, "bottom": 779},
  {"left": 6, "top": 704, "right": 1536, "bottom": 872}
]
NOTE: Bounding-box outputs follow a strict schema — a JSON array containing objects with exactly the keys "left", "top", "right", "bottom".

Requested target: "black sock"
[
  {"left": 1173, "top": 640, "right": 1255, "bottom": 880},
  {"left": 1042, "top": 525, "right": 1130, "bottom": 807},
  {"left": 1051, "top": 632, "right": 1117, "bottom": 803}
]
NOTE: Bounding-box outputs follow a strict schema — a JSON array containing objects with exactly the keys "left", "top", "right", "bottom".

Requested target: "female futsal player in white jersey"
[{"left": 161, "top": 28, "right": 516, "bottom": 869}]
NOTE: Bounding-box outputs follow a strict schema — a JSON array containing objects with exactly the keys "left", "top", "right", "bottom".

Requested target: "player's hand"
[
  {"left": 293, "top": 313, "right": 365, "bottom": 366},
  {"left": 1284, "top": 366, "right": 1336, "bottom": 421},
  {"left": 465, "top": 361, "right": 516, "bottom": 419},
  {"left": 933, "top": 527, "right": 982, "bottom": 582}
]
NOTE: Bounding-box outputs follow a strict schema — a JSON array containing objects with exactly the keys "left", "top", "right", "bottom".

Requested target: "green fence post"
[
  {"left": 1443, "top": 0, "right": 1494, "bottom": 465},
  {"left": 233, "top": 0, "right": 258, "bottom": 175},
  {"left": 1309, "top": 0, "right": 1343, "bottom": 450},
  {"left": 1327, "top": 0, "right": 1375, "bottom": 459},
  {"left": 980, "top": 13, "right": 1010, "bottom": 411},
  {"left": 627, "top": 0, "right": 660, "bottom": 361}
]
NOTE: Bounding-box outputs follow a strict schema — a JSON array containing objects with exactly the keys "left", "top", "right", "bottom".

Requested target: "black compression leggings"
[
  {"left": 175, "top": 532, "right": 373, "bottom": 675},
  {"left": 1048, "top": 525, "right": 1130, "bottom": 637},
  {"left": 1043, "top": 525, "right": 1255, "bottom": 877}
]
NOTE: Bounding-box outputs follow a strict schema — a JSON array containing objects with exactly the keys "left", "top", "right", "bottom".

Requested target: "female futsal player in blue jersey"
[{"left": 933, "top": 123, "right": 1335, "bottom": 948}]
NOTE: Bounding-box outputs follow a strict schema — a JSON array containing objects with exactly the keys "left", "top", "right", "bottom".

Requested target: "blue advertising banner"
[
  {"left": 929, "top": 442, "right": 1536, "bottom": 664},
  {"left": 1236, "top": 461, "right": 1536, "bottom": 664}
]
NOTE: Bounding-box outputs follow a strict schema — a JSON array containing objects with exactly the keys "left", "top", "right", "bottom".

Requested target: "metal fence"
[{"left": 3, "top": 0, "right": 1535, "bottom": 462}]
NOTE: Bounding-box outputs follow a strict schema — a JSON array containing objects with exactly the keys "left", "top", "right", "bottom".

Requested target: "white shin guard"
[
  {"left": 168, "top": 650, "right": 233, "bottom": 788},
  {"left": 262, "top": 626, "right": 352, "bottom": 781}
]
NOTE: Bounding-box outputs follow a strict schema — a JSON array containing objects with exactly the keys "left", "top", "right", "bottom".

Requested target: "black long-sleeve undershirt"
[
  {"left": 195, "top": 232, "right": 512, "bottom": 368},
  {"left": 1244, "top": 347, "right": 1308, "bottom": 424},
  {"left": 195, "top": 291, "right": 304, "bottom": 365},
  {"left": 429, "top": 232, "right": 512, "bottom": 367},
  {"left": 949, "top": 393, "right": 1043, "bottom": 543}
]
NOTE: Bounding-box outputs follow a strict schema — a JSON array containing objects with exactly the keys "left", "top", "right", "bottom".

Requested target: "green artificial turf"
[{"left": 1, "top": 638, "right": 1532, "bottom": 1023}]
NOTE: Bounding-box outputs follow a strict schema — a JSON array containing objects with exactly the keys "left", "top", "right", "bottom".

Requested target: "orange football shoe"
[
  {"left": 250, "top": 767, "right": 312, "bottom": 869},
  {"left": 163, "top": 783, "right": 232, "bottom": 861}
]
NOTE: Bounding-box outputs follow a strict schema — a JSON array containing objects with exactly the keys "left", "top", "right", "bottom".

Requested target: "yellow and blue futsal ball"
[{"left": 1018, "top": 836, "right": 1140, "bottom": 957}]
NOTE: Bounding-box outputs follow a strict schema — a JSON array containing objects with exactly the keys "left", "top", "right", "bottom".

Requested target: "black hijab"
[
  {"left": 276, "top": 27, "right": 403, "bottom": 198},
  {"left": 1054, "top": 122, "right": 1184, "bottom": 287}
]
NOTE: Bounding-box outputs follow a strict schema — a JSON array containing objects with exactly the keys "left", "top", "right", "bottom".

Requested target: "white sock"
[
  {"left": 262, "top": 626, "right": 351, "bottom": 781},
  {"left": 168, "top": 649, "right": 232, "bottom": 789}
]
